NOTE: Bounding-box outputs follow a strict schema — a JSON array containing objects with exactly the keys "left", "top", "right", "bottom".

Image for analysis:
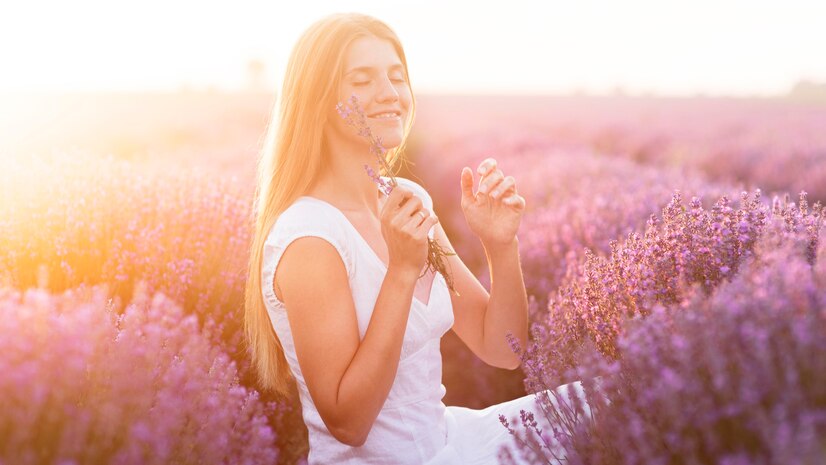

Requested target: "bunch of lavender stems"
[{"left": 335, "top": 93, "right": 459, "bottom": 296}]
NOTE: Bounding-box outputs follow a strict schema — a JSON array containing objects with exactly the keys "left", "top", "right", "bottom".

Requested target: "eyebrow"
[{"left": 345, "top": 64, "right": 404, "bottom": 76}]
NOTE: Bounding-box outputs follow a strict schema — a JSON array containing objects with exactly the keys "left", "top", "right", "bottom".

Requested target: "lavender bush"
[
  {"left": 0, "top": 152, "right": 308, "bottom": 464},
  {"left": 499, "top": 191, "right": 825, "bottom": 464},
  {"left": 6, "top": 96, "right": 824, "bottom": 462},
  {"left": 413, "top": 130, "right": 737, "bottom": 302},
  {"left": 513, "top": 151, "right": 736, "bottom": 310},
  {"left": 0, "top": 152, "right": 249, "bottom": 348},
  {"left": 530, "top": 189, "right": 788, "bottom": 386},
  {"left": 0, "top": 152, "right": 254, "bottom": 369},
  {"left": 0, "top": 282, "right": 278, "bottom": 465},
  {"left": 411, "top": 136, "right": 737, "bottom": 408},
  {"left": 561, "top": 228, "right": 822, "bottom": 464}
]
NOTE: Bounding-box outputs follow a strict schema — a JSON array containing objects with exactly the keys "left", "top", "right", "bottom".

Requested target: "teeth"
[{"left": 371, "top": 112, "right": 398, "bottom": 118}]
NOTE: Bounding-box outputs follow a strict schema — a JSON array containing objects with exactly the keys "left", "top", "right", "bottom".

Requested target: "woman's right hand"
[{"left": 380, "top": 186, "right": 439, "bottom": 277}]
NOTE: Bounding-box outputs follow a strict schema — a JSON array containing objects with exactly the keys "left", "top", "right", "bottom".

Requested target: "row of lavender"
[
  {"left": 2, "top": 128, "right": 823, "bottom": 463},
  {"left": 498, "top": 189, "right": 825, "bottom": 464},
  {"left": 412, "top": 96, "right": 826, "bottom": 204},
  {"left": 409, "top": 128, "right": 825, "bottom": 463},
  {"left": 418, "top": 138, "right": 740, "bottom": 408},
  {"left": 0, "top": 284, "right": 278, "bottom": 465},
  {"left": 0, "top": 153, "right": 303, "bottom": 464},
  {"left": 3, "top": 145, "right": 718, "bottom": 459}
]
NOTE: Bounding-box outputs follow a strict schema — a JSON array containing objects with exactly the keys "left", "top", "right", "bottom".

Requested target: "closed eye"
[{"left": 353, "top": 78, "right": 406, "bottom": 86}]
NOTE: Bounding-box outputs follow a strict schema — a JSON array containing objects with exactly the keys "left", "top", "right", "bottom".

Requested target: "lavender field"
[{"left": 1, "top": 92, "right": 824, "bottom": 464}]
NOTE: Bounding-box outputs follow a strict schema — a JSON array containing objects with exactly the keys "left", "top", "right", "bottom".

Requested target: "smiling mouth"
[{"left": 369, "top": 113, "right": 401, "bottom": 120}]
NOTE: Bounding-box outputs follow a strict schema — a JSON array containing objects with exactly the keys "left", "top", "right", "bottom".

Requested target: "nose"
[{"left": 375, "top": 75, "right": 400, "bottom": 104}]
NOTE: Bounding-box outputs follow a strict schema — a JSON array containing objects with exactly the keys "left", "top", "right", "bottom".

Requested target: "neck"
[{"left": 309, "top": 134, "right": 388, "bottom": 217}]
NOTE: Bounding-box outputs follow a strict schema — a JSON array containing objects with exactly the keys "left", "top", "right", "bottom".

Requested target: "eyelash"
[{"left": 353, "top": 79, "right": 406, "bottom": 86}]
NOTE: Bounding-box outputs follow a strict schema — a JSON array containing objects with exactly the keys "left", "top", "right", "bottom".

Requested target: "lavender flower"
[
  {"left": 0, "top": 283, "right": 279, "bottom": 465},
  {"left": 335, "top": 93, "right": 395, "bottom": 192},
  {"left": 0, "top": 153, "right": 303, "bottom": 463},
  {"left": 498, "top": 190, "right": 825, "bottom": 464}
]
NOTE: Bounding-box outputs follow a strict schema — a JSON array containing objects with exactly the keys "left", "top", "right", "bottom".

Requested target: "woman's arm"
[
  {"left": 432, "top": 222, "right": 528, "bottom": 370},
  {"left": 480, "top": 237, "right": 528, "bottom": 369},
  {"left": 276, "top": 237, "right": 419, "bottom": 447},
  {"left": 434, "top": 157, "right": 530, "bottom": 370},
  {"left": 335, "top": 263, "right": 419, "bottom": 446}
]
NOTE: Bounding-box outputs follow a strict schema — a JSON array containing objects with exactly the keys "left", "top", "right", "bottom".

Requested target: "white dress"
[{"left": 261, "top": 177, "right": 589, "bottom": 464}]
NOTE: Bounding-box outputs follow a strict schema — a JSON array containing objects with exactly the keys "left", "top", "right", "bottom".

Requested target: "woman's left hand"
[{"left": 460, "top": 158, "right": 526, "bottom": 248}]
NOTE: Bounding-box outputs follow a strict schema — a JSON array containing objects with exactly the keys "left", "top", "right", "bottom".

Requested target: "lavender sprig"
[
  {"left": 335, "top": 93, "right": 459, "bottom": 296},
  {"left": 335, "top": 93, "right": 398, "bottom": 191},
  {"left": 364, "top": 163, "right": 394, "bottom": 196}
]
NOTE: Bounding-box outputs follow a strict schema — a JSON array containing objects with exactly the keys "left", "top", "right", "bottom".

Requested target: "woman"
[{"left": 244, "top": 12, "right": 589, "bottom": 464}]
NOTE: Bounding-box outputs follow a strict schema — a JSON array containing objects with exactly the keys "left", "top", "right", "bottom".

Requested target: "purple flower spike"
[{"left": 335, "top": 94, "right": 396, "bottom": 194}]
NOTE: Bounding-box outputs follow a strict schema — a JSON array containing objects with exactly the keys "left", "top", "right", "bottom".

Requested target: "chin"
[{"left": 372, "top": 130, "right": 403, "bottom": 149}]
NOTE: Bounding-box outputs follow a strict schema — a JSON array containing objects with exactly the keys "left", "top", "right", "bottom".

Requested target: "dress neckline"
[{"left": 296, "top": 194, "right": 439, "bottom": 309}]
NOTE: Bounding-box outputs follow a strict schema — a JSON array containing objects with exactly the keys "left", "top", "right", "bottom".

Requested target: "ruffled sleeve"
[{"left": 261, "top": 201, "right": 354, "bottom": 308}]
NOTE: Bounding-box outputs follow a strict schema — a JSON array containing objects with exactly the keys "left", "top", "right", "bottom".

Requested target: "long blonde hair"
[{"left": 244, "top": 12, "right": 418, "bottom": 400}]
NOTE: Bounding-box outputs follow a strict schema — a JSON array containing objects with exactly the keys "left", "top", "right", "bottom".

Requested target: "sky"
[{"left": 1, "top": 0, "right": 825, "bottom": 96}]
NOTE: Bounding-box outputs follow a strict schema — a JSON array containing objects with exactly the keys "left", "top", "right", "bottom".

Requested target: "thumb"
[{"left": 461, "top": 166, "right": 475, "bottom": 200}]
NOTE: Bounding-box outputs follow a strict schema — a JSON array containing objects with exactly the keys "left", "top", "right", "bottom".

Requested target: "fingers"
[
  {"left": 394, "top": 193, "right": 423, "bottom": 230},
  {"left": 461, "top": 167, "right": 475, "bottom": 199},
  {"left": 387, "top": 186, "right": 413, "bottom": 207},
  {"left": 477, "top": 158, "right": 497, "bottom": 176},
  {"left": 397, "top": 193, "right": 422, "bottom": 219},
  {"left": 466, "top": 159, "right": 509, "bottom": 200},
  {"left": 466, "top": 157, "right": 525, "bottom": 213},
  {"left": 474, "top": 158, "right": 522, "bottom": 203},
  {"left": 502, "top": 193, "right": 526, "bottom": 209},
  {"left": 478, "top": 168, "right": 504, "bottom": 195},
  {"left": 490, "top": 175, "right": 515, "bottom": 200},
  {"left": 386, "top": 186, "right": 414, "bottom": 211},
  {"left": 405, "top": 207, "right": 435, "bottom": 227},
  {"left": 422, "top": 214, "right": 440, "bottom": 234},
  {"left": 396, "top": 192, "right": 434, "bottom": 236},
  {"left": 414, "top": 213, "right": 440, "bottom": 240},
  {"left": 476, "top": 158, "right": 498, "bottom": 195}
]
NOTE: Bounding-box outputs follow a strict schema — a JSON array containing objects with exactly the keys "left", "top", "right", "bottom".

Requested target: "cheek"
[
  {"left": 345, "top": 89, "right": 372, "bottom": 111},
  {"left": 337, "top": 85, "right": 359, "bottom": 101},
  {"left": 398, "top": 87, "right": 413, "bottom": 109}
]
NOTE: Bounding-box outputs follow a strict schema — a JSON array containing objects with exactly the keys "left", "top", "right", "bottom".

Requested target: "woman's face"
[{"left": 329, "top": 35, "right": 412, "bottom": 151}]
